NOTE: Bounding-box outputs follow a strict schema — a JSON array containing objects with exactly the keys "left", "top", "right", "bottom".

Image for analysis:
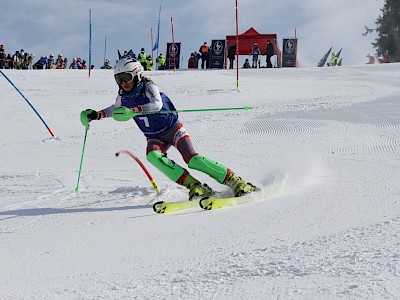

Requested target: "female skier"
[{"left": 80, "top": 56, "right": 256, "bottom": 200}]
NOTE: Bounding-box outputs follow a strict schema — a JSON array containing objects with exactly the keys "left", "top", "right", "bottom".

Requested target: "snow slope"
[{"left": 1, "top": 64, "right": 399, "bottom": 299}]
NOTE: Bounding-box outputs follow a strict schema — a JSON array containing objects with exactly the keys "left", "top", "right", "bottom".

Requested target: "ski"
[
  {"left": 152, "top": 190, "right": 227, "bottom": 214},
  {"left": 153, "top": 199, "right": 200, "bottom": 214},
  {"left": 199, "top": 188, "right": 261, "bottom": 211},
  {"left": 199, "top": 196, "right": 243, "bottom": 210},
  {"left": 153, "top": 187, "right": 260, "bottom": 214}
]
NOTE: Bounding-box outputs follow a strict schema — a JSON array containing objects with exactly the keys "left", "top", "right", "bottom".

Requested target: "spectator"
[
  {"left": 366, "top": 53, "right": 376, "bottom": 64},
  {"left": 266, "top": 40, "right": 274, "bottom": 68},
  {"left": 21, "top": 53, "right": 30, "bottom": 69},
  {"left": 188, "top": 53, "right": 197, "bottom": 69},
  {"left": 101, "top": 59, "right": 113, "bottom": 69},
  {"left": 199, "top": 42, "right": 210, "bottom": 69},
  {"left": 156, "top": 53, "right": 166, "bottom": 70},
  {"left": 138, "top": 48, "right": 147, "bottom": 69},
  {"left": 251, "top": 43, "right": 260, "bottom": 68},
  {"left": 81, "top": 59, "right": 87, "bottom": 69},
  {"left": 27, "top": 54, "right": 35, "bottom": 69},
  {"left": 378, "top": 55, "right": 389, "bottom": 63},
  {"left": 47, "top": 54, "right": 55, "bottom": 69},
  {"left": 0, "top": 45, "right": 5, "bottom": 69},
  {"left": 328, "top": 51, "right": 339, "bottom": 66},
  {"left": 242, "top": 58, "right": 251, "bottom": 69},
  {"left": 33, "top": 56, "right": 47, "bottom": 69},
  {"left": 227, "top": 45, "right": 236, "bottom": 69},
  {"left": 145, "top": 55, "right": 153, "bottom": 71},
  {"left": 69, "top": 58, "right": 78, "bottom": 69},
  {"left": 76, "top": 57, "right": 83, "bottom": 69},
  {"left": 5, "top": 54, "right": 12, "bottom": 69},
  {"left": 56, "top": 54, "right": 65, "bottom": 69},
  {"left": 194, "top": 51, "right": 201, "bottom": 65},
  {"left": 12, "top": 51, "right": 20, "bottom": 69},
  {"left": 18, "top": 50, "right": 25, "bottom": 69}
]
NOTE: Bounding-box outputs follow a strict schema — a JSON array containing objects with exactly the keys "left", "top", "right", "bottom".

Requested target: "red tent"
[{"left": 226, "top": 27, "right": 281, "bottom": 67}]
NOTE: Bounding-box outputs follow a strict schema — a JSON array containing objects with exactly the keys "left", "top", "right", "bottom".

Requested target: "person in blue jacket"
[
  {"left": 33, "top": 56, "right": 47, "bottom": 69},
  {"left": 80, "top": 56, "right": 256, "bottom": 200}
]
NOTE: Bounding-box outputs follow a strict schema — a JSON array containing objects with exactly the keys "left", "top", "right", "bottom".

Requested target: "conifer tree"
[{"left": 372, "top": 0, "right": 400, "bottom": 62}]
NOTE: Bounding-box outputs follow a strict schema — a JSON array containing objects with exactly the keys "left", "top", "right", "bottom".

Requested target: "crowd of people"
[
  {"left": 242, "top": 40, "right": 275, "bottom": 69},
  {"left": 0, "top": 46, "right": 35, "bottom": 69},
  {"left": 0, "top": 45, "right": 92, "bottom": 70},
  {"left": 366, "top": 53, "right": 389, "bottom": 64},
  {"left": 187, "top": 42, "right": 211, "bottom": 69},
  {"left": 189, "top": 41, "right": 276, "bottom": 70},
  {"left": 117, "top": 49, "right": 166, "bottom": 71},
  {"left": 2, "top": 42, "right": 275, "bottom": 71},
  {"left": 5, "top": 42, "right": 390, "bottom": 71},
  {"left": 32, "top": 54, "right": 89, "bottom": 70}
]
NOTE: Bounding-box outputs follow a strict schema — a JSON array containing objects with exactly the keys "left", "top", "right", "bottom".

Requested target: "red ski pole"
[{"left": 115, "top": 150, "right": 160, "bottom": 194}]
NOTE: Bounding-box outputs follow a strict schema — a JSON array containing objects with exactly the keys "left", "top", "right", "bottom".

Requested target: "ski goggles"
[{"left": 114, "top": 72, "right": 134, "bottom": 85}]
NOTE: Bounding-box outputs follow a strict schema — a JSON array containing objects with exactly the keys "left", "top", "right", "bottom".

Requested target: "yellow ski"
[
  {"left": 153, "top": 199, "right": 200, "bottom": 214},
  {"left": 199, "top": 196, "right": 239, "bottom": 210}
]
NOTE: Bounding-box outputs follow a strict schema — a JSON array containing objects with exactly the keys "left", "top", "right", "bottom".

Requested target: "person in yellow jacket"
[
  {"left": 138, "top": 48, "right": 147, "bottom": 68},
  {"left": 156, "top": 53, "right": 166, "bottom": 70},
  {"left": 328, "top": 51, "right": 339, "bottom": 66},
  {"left": 145, "top": 55, "right": 153, "bottom": 71}
]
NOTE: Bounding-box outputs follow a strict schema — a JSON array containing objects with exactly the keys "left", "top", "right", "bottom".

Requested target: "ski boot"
[
  {"left": 225, "top": 172, "right": 257, "bottom": 197},
  {"left": 182, "top": 174, "right": 214, "bottom": 200}
]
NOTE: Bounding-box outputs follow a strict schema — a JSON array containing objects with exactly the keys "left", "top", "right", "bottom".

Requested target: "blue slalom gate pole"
[{"left": 0, "top": 69, "right": 56, "bottom": 139}]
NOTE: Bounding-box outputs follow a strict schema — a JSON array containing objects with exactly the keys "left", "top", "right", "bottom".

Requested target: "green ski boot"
[
  {"left": 182, "top": 174, "right": 213, "bottom": 200},
  {"left": 225, "top": 172, "right": 257, "bottom": 197}
]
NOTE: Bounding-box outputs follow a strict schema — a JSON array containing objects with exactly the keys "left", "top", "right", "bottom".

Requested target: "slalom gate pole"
[
  {"left": 116, "top": 150, "right": 160, "bottom": 194},
  {"left": 75, "top": 127, "right": 89, "bottom": 193},
  {"left": 0, "top": 69, "right": 56, "bottom": 139},
  {"left": 171, "top": 17, "right": 176, "bottom": 72},
  {"left": 235, "top": 0, "right": 239, "bottom": 90},
  {"left": 88, "top": 9, "right": 92, "bottom": 78}
]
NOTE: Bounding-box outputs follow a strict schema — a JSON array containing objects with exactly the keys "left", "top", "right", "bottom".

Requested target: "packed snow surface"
[{"left": 1, "top": 64, "right": 399, "bottom": 299}]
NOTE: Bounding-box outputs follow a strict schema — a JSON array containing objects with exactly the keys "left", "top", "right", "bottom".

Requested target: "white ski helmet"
[{"left": 113, "top": 57, "right": 144, "bottom": 85}]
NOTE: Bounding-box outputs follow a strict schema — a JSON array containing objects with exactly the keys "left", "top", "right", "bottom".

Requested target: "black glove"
[
  {"left": 80, "top": 109, "right": 100, "bottom": 129},
  {"left": 87, "top": 109, "right": 100, "bottom": 121}
]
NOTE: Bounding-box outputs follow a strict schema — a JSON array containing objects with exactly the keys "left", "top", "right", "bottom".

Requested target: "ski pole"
[
  {"left": 115, "top": 150, "right": 160, "bottom": 194},
  {"left": 157, "top": 106, "right": 253, "bottom": 114},
  {"left": 113, "top": 106, "right": 253, "bottom": 121},
  {"left": 0, "top": 69, "right": 56, "bottom": 139},
  {"left": 75, "top": 127, "right": 89, "bottom": 193}
]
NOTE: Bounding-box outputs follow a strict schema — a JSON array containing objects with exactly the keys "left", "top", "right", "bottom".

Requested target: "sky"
[{"left": 2, "top": 0, "right": 384, "bottom": 68}]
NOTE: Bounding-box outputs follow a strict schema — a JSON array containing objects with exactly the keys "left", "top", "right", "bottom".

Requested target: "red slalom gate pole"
[
  {"left": 115, "top": 150, "right": 160, "bottom": 194},
  {"left": 171, "top": 16, "right": 176, "bottom": 72}
]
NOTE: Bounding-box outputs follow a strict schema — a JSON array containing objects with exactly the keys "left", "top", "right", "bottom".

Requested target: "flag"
[
  {"left": 317, "top": 47, "right": 332, "bottom": 67},
  {"left": 336, "top": 48, "right": 342, "bottom": 58},
  {"left": 152, "top": 0, "right": 162, "bottom": 51}
]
